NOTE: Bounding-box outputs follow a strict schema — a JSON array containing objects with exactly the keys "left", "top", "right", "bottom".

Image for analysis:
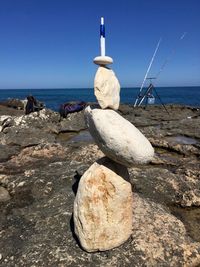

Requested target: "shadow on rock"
[
  {"left": 72, "top": 171, "right": 82, "bottom": 195},
  {"left": 97, "top": 157, "right": 130, "bottom": 182},
  {"left": 70, "top": 214, "right": 83, "bottom": 250},
  {"left": 2, "top": 186, "right": 35, "bottom": 216}
]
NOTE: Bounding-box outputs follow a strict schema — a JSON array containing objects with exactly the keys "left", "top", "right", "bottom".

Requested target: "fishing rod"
[
  {"left": 135, "top": 32, "right": 187, "bottom": 108},
  {"left": 134, "top": 38, "right": 162, "bottom": 107}
]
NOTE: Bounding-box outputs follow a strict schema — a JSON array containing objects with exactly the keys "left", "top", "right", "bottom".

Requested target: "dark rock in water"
[{"left": 0, "top": 103, "right": 200, "bottom": 266}]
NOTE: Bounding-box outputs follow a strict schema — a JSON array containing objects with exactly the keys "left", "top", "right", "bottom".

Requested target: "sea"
[{"left": 0, "top": 87, "right": 199, "bottom": 111}]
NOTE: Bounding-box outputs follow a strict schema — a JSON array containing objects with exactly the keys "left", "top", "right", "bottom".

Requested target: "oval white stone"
[
  {"left": 85, "top": 106, "right": 154, "bottom": 166},
  {"left": 93, "top": 56, "right": 113, "bottom": 65}
]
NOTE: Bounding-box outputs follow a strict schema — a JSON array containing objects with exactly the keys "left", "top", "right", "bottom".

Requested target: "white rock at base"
[
  {"left": 93, "top": 56, "right": 113, "bottom": 65},
  {"left": 94, "top": 66, "right": 120, "bottom": 110},
  {"left": 73, "top": 159, "right": 133, "bottom": 252},
  {"left": 85, "top": 106, "right": 154, "bottom": 166}
]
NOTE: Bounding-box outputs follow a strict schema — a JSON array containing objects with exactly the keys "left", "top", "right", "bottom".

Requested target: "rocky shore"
[{"left": 0, "top": 101, "right": 200, "bottom": 266}]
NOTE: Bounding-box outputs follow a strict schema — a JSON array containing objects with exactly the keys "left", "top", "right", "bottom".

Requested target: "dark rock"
[
  {"left": 0, "top": 109, "right": 61, "bottom": 147},
  {"left": 0, "top": 99, "right": 25, "bottom": 110},
  {"left": 0, "top": 145, "right": 20, "bottom": 162},
  {"left": 118, "top": 104, "right": 134, "bottom": 115},
  {"left": 0, "top": 104, "right": 24, "bottom": 116},
  {"left": 3, "top": 127, "right": 55, "bottom": 147},
  {"left": 59, "top": 110, "right": 87, "bottom": 132}
]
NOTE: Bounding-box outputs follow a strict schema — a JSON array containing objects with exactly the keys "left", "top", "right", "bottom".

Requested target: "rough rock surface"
[
  {"left": 85, "top": 106, "right": 154, "bottom": 166},
  {"left": 74, "top": 158, "right": 132, "bottom": 252},
  {"left": 0, "top": 109, "right": 59, "bottom": 146},
  {"left": 94, "top": 66, "right": 120, "bottom": 110},
  {"left": 0, "top": 107, "right": 88, "bottom": 146},
  {"left": 0, "top": 144, "right": 20, "bottom": 162},
  {"left": 60, "top": 110, "right": 87, "bottom": 132},
  {"left": 131, "top": 194, "right": 200, "bottom": 267},
  {"left": 0, "top": 103, "right": 200, "bottom": 266},
  {"left": 177, "top": 189, "right": 200, "bottom": 207}
]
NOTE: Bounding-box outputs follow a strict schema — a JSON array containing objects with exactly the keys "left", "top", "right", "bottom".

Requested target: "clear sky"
[{"left": 0, "top": 0, "right": 199, "bottom": 89}]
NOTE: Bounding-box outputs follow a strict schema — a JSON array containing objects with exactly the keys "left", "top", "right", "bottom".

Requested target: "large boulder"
[
  {"left": 94, "top": 66, "right": 120, "bottom": 110},
  {"left": 74, "top": 158, "right": 133, "bottom": 252},
  {"left": 85, "top": 106, "right": 154, "bottom": 167}
]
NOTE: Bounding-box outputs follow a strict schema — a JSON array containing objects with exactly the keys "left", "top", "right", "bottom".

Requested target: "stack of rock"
[{"left": 73, "top": 23, "right": 154, "bottom": 253}]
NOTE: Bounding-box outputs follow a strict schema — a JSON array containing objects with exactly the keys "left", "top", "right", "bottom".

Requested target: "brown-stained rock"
[{"left": 74, "top": 159, "right": 133, "bottom": 252}]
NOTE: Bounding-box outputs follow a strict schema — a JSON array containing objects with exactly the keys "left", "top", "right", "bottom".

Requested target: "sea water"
[{"left": 0, "top": 87, "right": 199, "bottom": 111}]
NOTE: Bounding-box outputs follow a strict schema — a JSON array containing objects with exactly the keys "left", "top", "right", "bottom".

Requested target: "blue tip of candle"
[{"left": 100, "top": 25, "right": 105, "bottom": 37}]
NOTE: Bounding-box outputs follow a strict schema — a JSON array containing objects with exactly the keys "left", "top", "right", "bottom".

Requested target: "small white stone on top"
[{"left": 93, "top": 56, "right": 113, "bottom": 66}]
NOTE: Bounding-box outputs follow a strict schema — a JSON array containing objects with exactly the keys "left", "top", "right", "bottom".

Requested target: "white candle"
[{"left": 100, "top": 17, "right": 105, "bottom": 56}]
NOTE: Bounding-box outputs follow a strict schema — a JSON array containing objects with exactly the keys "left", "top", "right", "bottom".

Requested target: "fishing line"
[{"left": 155, "top": 32, "right": 187, "bottom": 79}]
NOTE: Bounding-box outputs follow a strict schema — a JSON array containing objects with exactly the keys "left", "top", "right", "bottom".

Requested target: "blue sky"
[{"left": 0, "top": 0, "right": 199, "bottom": 89}]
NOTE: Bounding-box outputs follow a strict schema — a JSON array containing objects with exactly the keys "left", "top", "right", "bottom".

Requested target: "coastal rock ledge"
[{"left": 0, "top": 103, "right": 200, "bottom": 266}]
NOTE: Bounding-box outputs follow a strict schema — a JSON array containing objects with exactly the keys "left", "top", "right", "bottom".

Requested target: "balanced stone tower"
[{"left": 73, "top": 17, "right": 154, "bottom": 252}]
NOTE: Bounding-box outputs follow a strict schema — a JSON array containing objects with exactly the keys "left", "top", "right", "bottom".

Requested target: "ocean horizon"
[{"left": 0, "top": 86, "right": 200, "bottom": 111}]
